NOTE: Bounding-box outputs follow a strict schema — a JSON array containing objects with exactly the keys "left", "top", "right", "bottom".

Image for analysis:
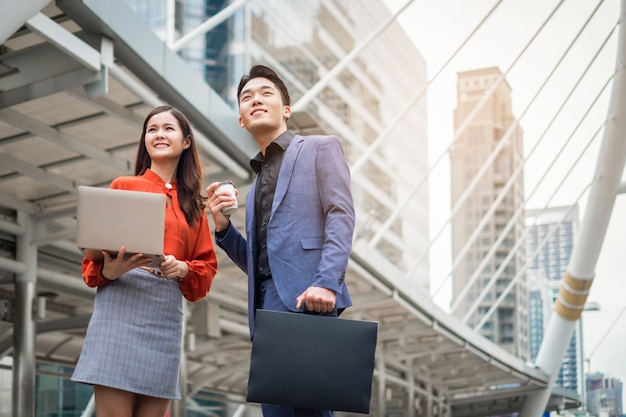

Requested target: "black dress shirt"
[{"left": 249, "top": 130, "right": 295, "bottom": 282}]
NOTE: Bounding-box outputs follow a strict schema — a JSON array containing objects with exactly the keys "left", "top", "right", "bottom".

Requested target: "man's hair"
[{"left": 237, "top": 65, "right": 291, "bottom": 106}]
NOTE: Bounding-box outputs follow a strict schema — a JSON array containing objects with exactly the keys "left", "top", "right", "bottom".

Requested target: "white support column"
[
  {"left": 520, "top": 0, "right": 626, "bottom": 415},
  {"left": 376, "top": 355, "right": 386, "bottom": 417},
  {"left": 12, "top": 212, "right": 37, "bottom": 417},
  {"left": 426, "top": 379, "right": 433, "bottom": 417},
  {"left": 165, "top": 0, "right": 176, "bottom": 47},
  {"left": 406, "top": 364, "right": 415, "bottom": 417},
  {"left": 170, "top": 303, "right": 190, "bottom": 417}
]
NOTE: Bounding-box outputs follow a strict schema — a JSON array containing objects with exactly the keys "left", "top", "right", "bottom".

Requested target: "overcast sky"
[{"left": 383, "top": 0, "right": 625, "bottom": 401}]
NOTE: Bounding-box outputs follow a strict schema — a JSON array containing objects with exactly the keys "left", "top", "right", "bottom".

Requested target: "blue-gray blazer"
[{"left": 216, "top": 134, "right": 355, "bottom": 336}]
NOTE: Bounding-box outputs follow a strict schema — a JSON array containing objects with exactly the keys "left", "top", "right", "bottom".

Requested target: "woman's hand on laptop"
[
  {"left": 101, "top": 246, "right": 152, "bottom": 281},
  {"left": 158, "top": 255, "right": 189, "bottom": 280}
]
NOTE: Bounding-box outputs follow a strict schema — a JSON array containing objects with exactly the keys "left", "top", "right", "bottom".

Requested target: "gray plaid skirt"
[{"left": 71, "top": 267, "right": 183, "bottom": 399}]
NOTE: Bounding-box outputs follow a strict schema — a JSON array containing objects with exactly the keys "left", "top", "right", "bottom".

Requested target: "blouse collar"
[{"left": 144, "top": 168, "right": 177, "bottom": 190}]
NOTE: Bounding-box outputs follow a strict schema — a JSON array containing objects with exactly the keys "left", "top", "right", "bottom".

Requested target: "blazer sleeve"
[
  {"left": 215, "top": 221, "right": 249, "bottom": 274},
  {"left": 312, "top": 136, "right": 355, "bottom": 293}
]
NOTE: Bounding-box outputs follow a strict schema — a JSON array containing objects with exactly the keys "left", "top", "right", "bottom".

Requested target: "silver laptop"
[{"left": 76, "top": 186, "right": 166, "bottom": 267}]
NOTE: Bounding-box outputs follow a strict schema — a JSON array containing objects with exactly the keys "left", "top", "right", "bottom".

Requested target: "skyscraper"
[
  {"left": 450, "top": 67, "right": 529, "bottom": 359},
  {"left": 527, "top": 205, "right": 584, "bottom": 394},
  {"left": 587, "top": 372, "right": 623, "bottom": 417},
  {"left": 527, "top": 269, "right": 552, "bottom": 362}
]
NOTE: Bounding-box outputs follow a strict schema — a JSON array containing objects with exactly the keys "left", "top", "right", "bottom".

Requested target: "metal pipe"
[
  {"left": 0, "top": 257, "right": 26, "bottom": 275},
  {"left": 170, "top": 304, "right": 189, "bottom": 417},
  {"left": 12, "top": 212, "right": 37, "bottom": 417},
  {"left": 291, "top": 0, "right": 415, "bottom": 113},
  {"left": 79, "top": 394, "right": 95, "bottom": 417},
  {"left": 0, "top": 217, "right": 25, "bottom": 236},
  {"left": 170, "top": 0, "right": 252, "bottom": 52}
]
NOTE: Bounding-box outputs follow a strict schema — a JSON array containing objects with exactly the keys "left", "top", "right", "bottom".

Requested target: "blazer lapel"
[
  {"left": 271, "top": 135, "right": 304, "bottom": 217},
  {"left": 246, "top": 178, "right": 257, "bottom": 243}
]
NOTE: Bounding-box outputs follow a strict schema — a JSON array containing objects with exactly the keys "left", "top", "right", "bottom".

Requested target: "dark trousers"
[{"left": 258, "top": 279, "right": 334, "bottom": 417}]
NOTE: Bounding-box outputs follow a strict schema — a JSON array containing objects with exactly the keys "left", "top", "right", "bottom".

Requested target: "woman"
[{"left": 72, "top": 105, "right": 218, "bottom": 416}]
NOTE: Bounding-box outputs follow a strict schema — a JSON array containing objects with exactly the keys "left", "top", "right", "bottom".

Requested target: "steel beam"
[{"left": 0, "top": 1, "right": 49, "bottom": 45}]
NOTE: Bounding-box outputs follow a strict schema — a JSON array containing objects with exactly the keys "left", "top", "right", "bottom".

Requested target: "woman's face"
[{"left": 144, "top": 110, "right": 190, "bottom": 163}]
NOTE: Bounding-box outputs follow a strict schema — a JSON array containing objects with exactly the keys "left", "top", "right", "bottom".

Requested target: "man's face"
[{"left": 238, "top": 77, "right": 290, "bottom": 135}]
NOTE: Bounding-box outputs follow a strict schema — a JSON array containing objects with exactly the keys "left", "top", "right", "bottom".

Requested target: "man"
[{"left": 207, "top": 64, "right": 355, "bottom": 417}]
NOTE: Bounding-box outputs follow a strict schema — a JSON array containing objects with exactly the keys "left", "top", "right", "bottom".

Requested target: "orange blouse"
[{"left": 81, "top": 169, "right": 218, "bottom": 302}]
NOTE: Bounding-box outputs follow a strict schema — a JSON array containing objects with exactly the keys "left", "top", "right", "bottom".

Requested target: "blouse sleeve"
[
  {"left": 179, "top": 211, "right": 218, "bottom": 302},
  {"left": 82, "top": 257, "right": 110, "bottom": 287}
]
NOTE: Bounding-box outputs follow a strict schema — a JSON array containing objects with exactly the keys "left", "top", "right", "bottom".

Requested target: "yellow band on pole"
[
  {"left": 554, "top": 271, "right": 594, "bottom": 321},
  {"left": 564, "top": 271, "right": 594, "bottom": 291}
]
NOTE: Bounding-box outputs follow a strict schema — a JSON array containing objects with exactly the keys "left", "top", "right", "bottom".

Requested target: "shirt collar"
[{"left": 250, "top": 130, "right": 295, "bottom": 174}]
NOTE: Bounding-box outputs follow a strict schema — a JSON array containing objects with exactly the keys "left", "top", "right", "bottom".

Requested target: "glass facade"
[
  {"left": 527, "top": 269, "right": 551, "bottom": 362},
  {"left": 35, "top": 365, "right": 92, "bottom": 417},
  {"left": 586, "top": 372, "right": 623, "bottom": 416}
]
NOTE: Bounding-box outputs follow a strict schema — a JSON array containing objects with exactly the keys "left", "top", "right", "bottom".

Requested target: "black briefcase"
[{"left": 246, "top": 309, "right": 378, "bottom": 413}]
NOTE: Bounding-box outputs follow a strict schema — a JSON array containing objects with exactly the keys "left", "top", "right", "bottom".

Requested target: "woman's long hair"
[{"left": 135, "top": 105, "right": 206, "bottom": 226}]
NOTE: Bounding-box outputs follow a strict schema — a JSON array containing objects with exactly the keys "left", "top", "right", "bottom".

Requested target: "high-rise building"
[
  {"left": 449, "top": 67, "right": 529, "bottom": 359},
  {"left": 526, "top": 269, "right": 552, "bottom": 362},
  {"left": 586, "top": 373, "right": 623, "bottom": 417},
  {"left": 526, "top": 205, "right": 584, "bottom": 395},
  {"left": 125, "top": 0, "right": 431, "bottom": 297}
]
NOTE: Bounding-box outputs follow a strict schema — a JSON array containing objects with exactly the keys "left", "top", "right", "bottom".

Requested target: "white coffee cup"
[{"left": 217, "top": 180, "right": 238, "bottom": 215}]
